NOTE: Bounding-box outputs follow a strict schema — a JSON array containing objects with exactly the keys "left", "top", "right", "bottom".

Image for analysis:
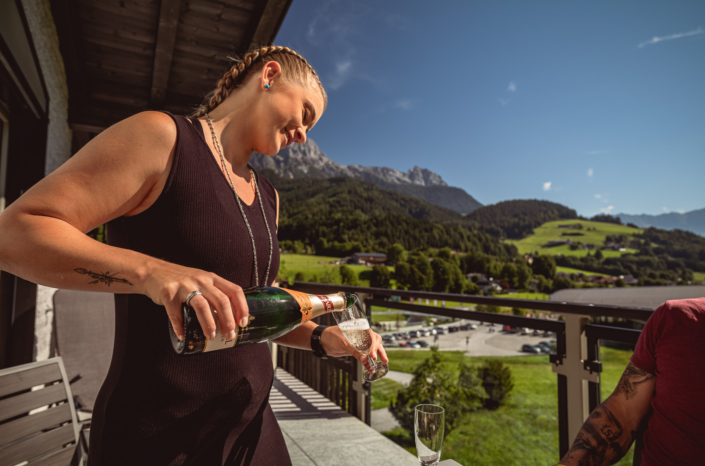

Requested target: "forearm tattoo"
[
  {"left": 559, "top": 363, "right": 653, "bottom": 465},
  {"left": 616, "top": 363, "right": 653, "bottom": 400},
  {"left": 560, "top": 405, "right": 635, "bottom": 465},
  {"left": 75, "top": 268, "right": 133, "bottom": 286}
]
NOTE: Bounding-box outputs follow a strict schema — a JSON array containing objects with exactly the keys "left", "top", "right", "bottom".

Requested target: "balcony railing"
[{"left": 282, "top": 281, "right": 653, "bottom": 459}]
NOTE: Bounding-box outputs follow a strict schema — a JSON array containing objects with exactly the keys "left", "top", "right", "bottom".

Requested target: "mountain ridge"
[
  {"left": 250, "top": 139, "right": 483, "bottom": 214},
  {"left": 618, "top": 208, "right": 705, "bottom": 237}
]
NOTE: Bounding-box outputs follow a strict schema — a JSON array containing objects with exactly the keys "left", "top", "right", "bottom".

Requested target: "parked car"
[
  {"left": 449, "top": 326, "right": 460, "bottom": 333},
  {"left": 409, "top": 330, "right": 419, "bottom": 338},
  {"left": 521, "top": 328, "right": 531, "bottom": 335},
  {"left": 537, "top": 340, "right": 556, "bottom": 352},
  {"left": 408, "top": 342, "right": 421, "bottom": 349},
  {"left": 382, "top": 340, "right": 399, "bottom": 347},
  {"left": 521, "top": 344, "right": 542, "bottom": 354},
  {"left": 459, "top": 324, "right": 469, "bottom": 330},
  {"left": 543, "top": 331, "right": 555, "bottom": 337},
  {"left": 468, "top": 324, "right": 478, "bottom": 330},
  {"left": 532, "top": 329, "right": 542, "bottom": 336},
  {"left": 435, "top": 327, "right": 449, "bottom": 335},
  {"left": 397, "top": 341, "right": 408, "bottom": 347},
  {"left": 427, "top": 328, "right": 437, "bottom": 336},
  {"left": 382, "top": 334, "right": 396, "bottom": 341},
  {"left": 417, "top": 340, "right": 430, "bottom": 348}
]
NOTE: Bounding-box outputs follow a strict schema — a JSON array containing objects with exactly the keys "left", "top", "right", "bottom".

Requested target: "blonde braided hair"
[{"left": 192, "top": 45, "right": 327, "bottom": 118}]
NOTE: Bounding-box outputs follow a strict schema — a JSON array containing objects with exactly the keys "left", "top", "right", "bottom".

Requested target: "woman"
[{"left": 0, "top": 45, "right": 388, "bottom": 465}]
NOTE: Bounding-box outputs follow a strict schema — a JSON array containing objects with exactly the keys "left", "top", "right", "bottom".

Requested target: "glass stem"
[{"left": 366, "top": 355, "right": 377, "bottom": 370}]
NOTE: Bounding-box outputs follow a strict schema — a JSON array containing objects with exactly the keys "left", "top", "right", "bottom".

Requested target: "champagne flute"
[
  {"left": 333, "top": 295, "right": 389, "bottom": 382},
  {"left": 415, "top": 404, "right": 445, "bottom": 466}
]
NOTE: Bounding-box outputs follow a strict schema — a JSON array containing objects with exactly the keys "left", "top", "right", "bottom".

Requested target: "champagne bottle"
[{"left": 169, "top": 286, "right": 355, "bottom": 355}]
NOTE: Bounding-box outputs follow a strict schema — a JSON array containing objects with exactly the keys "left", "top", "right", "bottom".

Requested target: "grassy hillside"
[
  {"left": 379, "top": 348, "right": 634, "bottom": 465},
  {"left": 507, "top": 220, "right": 642, "bottom": 258},
  {"left": 279, "top": 254, "right": 384, "bottom": 287}
]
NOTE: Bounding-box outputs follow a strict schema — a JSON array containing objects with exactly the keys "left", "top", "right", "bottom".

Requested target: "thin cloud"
[
  {"left": 594, "top": 194, "right": 602, "bottom": 199},
  {"left": 543, "top": 181, "right": 552, "bottom": 191},
  {"left": 601, "top": 206, "right": 615, "bottom": 214},
  {"left": 395, "top": 99, "right": 412, "bottom": 110},
  {"left": 638, "top": 27, "right": 704, "bottom": 48},
  {"left": 508, "top": 81, "right": 517, "bottom": 92},
  {"left": 588, "top": 168, "right": 594, "bottom": 178},
  {"left": 498, "top": 98, "right": 510, "bottom": 106},
  {"left": 662, "top": 207, "right": 669, "bottom": 213},
  {"left": 328, "top": 60, "right": 353, "bottom": 90}
]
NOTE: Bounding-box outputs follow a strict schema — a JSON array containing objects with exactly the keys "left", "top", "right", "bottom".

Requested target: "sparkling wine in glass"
[
  {"left": 415, "top": 404, "right": 445, "bottom": 466},
  {"left": 333, "top": 295, "right": 389, "bottom": 382}
]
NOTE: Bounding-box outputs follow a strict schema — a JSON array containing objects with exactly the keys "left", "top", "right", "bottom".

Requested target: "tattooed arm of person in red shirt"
[{"left": 558, "top": 362, "right": 655, "bottom": 465}]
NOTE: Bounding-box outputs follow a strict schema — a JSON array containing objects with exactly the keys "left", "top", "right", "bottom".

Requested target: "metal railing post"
[{"left": 552, "top": 314, "right": 600, "bottom": 458}]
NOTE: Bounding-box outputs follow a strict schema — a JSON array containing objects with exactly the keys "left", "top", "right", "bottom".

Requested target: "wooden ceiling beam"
[
  {"left": 149, "top": 0, "right": 182, "bottom": 108},
  {"left": 244, "top": 0, "right": 293, "bottom": 52}
]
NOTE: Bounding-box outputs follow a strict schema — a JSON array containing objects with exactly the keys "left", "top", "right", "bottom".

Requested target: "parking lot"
[{"left": 380, "top": 320, "right": 556, "bottom": 357}]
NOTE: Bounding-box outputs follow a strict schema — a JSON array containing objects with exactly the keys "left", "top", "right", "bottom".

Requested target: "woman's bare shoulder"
[{"left": 7, "top": 111, "right": 181, "bottom": 231}]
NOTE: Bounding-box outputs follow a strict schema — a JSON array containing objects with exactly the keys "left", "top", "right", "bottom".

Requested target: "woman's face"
[{"left": 251, "top": 63, "right": 325, "bottom": 156}]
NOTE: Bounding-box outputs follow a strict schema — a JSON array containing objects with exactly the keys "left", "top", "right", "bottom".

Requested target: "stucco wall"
[
  {"left": 20, "top": 0, "right": 71, "bottom": 176},
  {"left": 20, "top": 0, "right": 71, "bottom": 361}
]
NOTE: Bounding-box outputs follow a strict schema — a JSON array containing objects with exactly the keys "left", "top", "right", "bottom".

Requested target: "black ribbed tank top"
[{"left": 89, "top": 113, "right": 289, "bottom": 466}]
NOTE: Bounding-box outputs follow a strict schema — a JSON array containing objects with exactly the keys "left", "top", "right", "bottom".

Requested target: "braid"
[{"left": 192, "top": 45, "right": 326, "bottom": 118}]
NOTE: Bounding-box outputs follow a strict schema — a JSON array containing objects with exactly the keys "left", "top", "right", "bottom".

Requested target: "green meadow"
[
  {"left": 507, "top": 220, "right": 641, "bottom": 258},
  {"left": 375, "top": 347, "right": 635, "bottom": 466}
]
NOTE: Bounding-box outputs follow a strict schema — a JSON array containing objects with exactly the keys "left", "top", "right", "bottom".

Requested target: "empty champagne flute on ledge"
[
  {"left": 415, "top": 404, "right": 445, "bottom": 466},
  {"left": 332, "top": 295, "right": 389, "bottom": 382}
]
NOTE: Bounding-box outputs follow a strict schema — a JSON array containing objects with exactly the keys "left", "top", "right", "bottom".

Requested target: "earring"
[{"left": 264, "top": 84, "right": 270, "bottom": 89}]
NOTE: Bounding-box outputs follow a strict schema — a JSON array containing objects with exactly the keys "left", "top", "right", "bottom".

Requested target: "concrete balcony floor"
[{"left": 271, "top": 369, "right": 418, "bottom": 466}]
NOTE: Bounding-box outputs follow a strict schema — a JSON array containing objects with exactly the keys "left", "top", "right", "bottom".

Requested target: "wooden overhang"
[{"left": 50, "top": 0, "right": 292, "bottom": 136}]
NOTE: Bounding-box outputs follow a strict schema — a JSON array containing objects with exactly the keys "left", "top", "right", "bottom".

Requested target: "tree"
[
  {"left": 294, "top": 272, "right": 306, "bottom": 282},
  {"left": 477, "top": 359, "right": 514, "bottom": 409},
  {"left": 339, "top": 265, "right": 358, "bottom": 286},
  {"left": 386, "top": 243, "right": 406, "bottom": 265},
  {"left": 431, "top": 257, "right": 465, "bottom": 293},
  {"left": 370, "top": 265, "right": 391, "bottom": 288},
  {"left": 594, "top": 249, "right": 604, "bottom": 261},
  {"left": 500, "top": 263, "right": 518, "bottom": 288},
  {"left": 390, "top": 348, "right": 485, "bottom": 434},
  {"left": 615, "top": 278, "right": 626, "bottom": 287},
  {"left": 515, "top": 261, "right": 533, "bottom": 290},
  {"left": 408, "top": 254, "right": 434, "bottom": 291},
  {"left": 393, "top": 262, "right": 412, "bottom": 289},
  {"left": 552, "top": 276, "right": 573, "bottom": 292},
  {"left": 532, "top": 254, "right": 556, "bottom": 278}
]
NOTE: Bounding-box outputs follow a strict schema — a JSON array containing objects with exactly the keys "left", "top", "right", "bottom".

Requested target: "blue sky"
[{"left": 275, "top": 0, "right": 704, "bottom": 217}]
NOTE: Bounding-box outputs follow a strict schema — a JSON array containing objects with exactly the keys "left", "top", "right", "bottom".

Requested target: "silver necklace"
[{"left": 206, "top": 113, "right": 273, "bottom": 287}]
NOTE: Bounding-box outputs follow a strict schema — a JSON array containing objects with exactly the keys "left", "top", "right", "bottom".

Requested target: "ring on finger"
[{"left": 185, "top": 290, "right": 203, "bottom": 307}]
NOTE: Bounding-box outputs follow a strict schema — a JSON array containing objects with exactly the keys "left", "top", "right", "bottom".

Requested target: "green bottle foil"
[{"left": 169, "top": 286, "right": 355, "bottom": 355}]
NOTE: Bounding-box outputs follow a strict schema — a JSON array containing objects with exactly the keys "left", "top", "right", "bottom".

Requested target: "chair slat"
[
  {"left": 27, "top": 445, "right": 76, "bottom": 466},
  {"left": 0, "top": 424, "right": 75, "bottom": 466},
  {"left": 0, "top": 383, "right": 67, "bottom": 423},
  {"left": 0, "top": 404, "right": 72, "bottom": 447},
  {"left": 0, "top": 364, "right": 63, "bottom": 398}
]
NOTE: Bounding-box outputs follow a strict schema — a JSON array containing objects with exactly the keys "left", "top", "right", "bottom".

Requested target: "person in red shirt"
[{"left": 559, "top": 298, "right": 705, "bottom": 465}]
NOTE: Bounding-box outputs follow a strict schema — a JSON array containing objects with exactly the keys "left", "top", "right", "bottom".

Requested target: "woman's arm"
[
  {"left": 0, "top": 112, "right": 250, "bottom": 340},
  {"left": 559, "top": 362, "right": 655, "bottom": 465}
]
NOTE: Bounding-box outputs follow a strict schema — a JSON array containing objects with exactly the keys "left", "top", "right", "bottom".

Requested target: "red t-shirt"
[{"left": 630, "top": 298, "right": 705, "bottom": 465}]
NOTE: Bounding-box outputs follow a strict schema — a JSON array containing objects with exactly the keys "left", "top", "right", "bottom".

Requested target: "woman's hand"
[
  {"left": 143, "top": 262, "right": 249, "bottom": 342},
  {"left": 320, "top": 326, "right": 389, "bottom": 371}
]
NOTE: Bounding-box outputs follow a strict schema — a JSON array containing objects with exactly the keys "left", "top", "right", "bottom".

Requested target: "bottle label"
[
  {"left": 203, "top": 311, "right": 240, "bottom": 353},
  {"left": 317, "top": 295, "right": 334, "bottom": 312},
  {"left": 281, "top": 288, "right": 315, "bottom": 322}
]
